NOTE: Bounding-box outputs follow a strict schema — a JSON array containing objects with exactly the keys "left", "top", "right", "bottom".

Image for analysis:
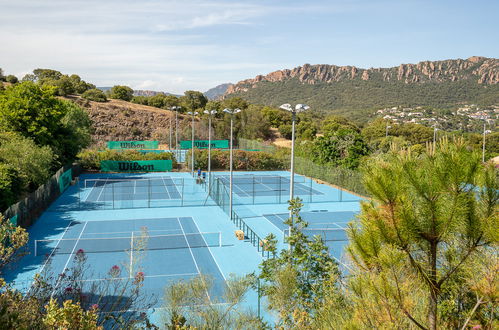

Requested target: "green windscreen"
[
  {"left": 58, "top": 169, "right": 72, "bottom": 193},
  {"left": 101, "top": 160, "right": 172, "bottom": 172},
  {"left": 180, "top": 140, "right": 229, "bottom": 149},
  {"left": 107, "top": 141, "right": 159, "bottom": 150}
]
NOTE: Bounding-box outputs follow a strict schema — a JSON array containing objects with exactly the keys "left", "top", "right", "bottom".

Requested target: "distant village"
[{"left": 375, "top": 104, "right": 498, "bottom": 132}]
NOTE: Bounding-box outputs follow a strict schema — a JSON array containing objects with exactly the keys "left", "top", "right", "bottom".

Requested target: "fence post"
[
  {"left": 112, "top": 181, "right": 115, "bottom": 209},
  {"left": 181, "top": 178, "right": 185, "bottom": 206},
  {"left": 252, "top": 176, "right": 255, "bottom": 204},
  {"left": 148, "top": 179, "right": 151, "bottom": 208},
  {"left": 278, "top": 176, "right": 282, "bottom": 204}
]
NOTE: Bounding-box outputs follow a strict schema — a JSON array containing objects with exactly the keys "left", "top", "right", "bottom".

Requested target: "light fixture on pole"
[
  {"left": 187, "top": 111, "right": 199, "bottom": 174},
  {"left": 203, "top": 110, "right": 217, "bottom": 192},
  {"left": 386, "top": 124, "right": 392, "bottom": 138},
  {"left": 279, "top": 103, "right": 310, "bottom": 243},
  {"left": 433, "top": 124, "right": 438, "bottom": 145},
  {"left": 170, "top": 106, "right": 181, "bottom": 162},
  {"left": 482, "top": 122, "right": 492, "bottom": 163},
  {"left": 223, "top": 108, "right": 241, "bottom": 219}
]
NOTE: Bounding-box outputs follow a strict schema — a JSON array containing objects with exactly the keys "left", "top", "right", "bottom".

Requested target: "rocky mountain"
[
  {"left": 97, "top": 87, "right": 179, "bottom": 97},
  {"left": 204, "top": 83, "right": 232, "bottom": 100},
  {"left": 133, "top": 89, "right": 180, "bottom": 97},
  {"left": 224, "top": 57, "right": 499, "bottom": 121}
]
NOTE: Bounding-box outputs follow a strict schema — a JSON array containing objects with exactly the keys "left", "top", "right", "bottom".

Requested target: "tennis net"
[
  {"left": 83, "top": 177, "right": 181, "bottom": 189},
  {"left": 35, "top": 232, "right": 221, "bottom": 256}
]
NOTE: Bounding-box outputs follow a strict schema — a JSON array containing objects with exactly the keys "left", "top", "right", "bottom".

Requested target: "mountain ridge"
[{"left": 226, "top": 57, "right": 498, "bottom": 96}]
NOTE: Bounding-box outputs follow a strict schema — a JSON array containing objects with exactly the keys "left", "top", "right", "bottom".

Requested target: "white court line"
[
  {"left": 177, "top": 217, "right": 211, "bottom": 302},
  {"left": 77, "top": 272, "right": 199, "bottom": 282},
  {"left": 51, "top": 221, "right": 88, "bottom": 297},
  {"left": 82, "top": 229, "right": 182, "bottom": 236},
  {"left": 191, "top": 219, "right": 227, "bottom": 282},
  {"left": 95, "top": 178, "right": 108, "bottom": 202},
  {"left": 29, "top": 220, "right": 76, "bottom": 293},
  {"left": 161, "top": 176, "right": 171, "bottom": 199}
]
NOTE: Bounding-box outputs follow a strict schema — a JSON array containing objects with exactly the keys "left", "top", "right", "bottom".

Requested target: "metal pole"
[
  {"left": 208, "top": 114, "right": 212, "bottom": 192},
  {"left": 169, "top": 117, "right": 172, "bottom": 151},
  {"left": 433, "top": 126, "right": 437, "bottom": 145},
  {"left": 289, "top": 111, "right": 296, "bottom": 241},
  {"left": 229, "top": 115, "right": 233, "bottom": 220},
  {"left": 386, "top": 124, "right": 389, "bottom": 137},
  {"left": 175, "top": 109, "right": 179, "bottom": 162},
  {"left": 191, "top": 113, "right": 195, "bottom": 174},
  {"left": 482, "top": 122, "right": 486, "bottom": 163}
]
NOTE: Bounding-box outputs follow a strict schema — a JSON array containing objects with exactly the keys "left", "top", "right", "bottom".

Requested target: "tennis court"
[
  {"left": 34, "top": 217, "right": 226, "bottom": 307},
  {"left": 262, "top": 210, "right": 358, "bottom": 265}
]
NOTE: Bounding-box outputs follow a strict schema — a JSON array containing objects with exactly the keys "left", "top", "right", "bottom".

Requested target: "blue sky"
[{"left": 0, "top": 0, "right": 497, "bottom": 94}]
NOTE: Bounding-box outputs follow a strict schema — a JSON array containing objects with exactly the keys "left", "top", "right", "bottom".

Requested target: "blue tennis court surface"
[{"left": 5, "top": 170, "right": 365, "bottom": 325}]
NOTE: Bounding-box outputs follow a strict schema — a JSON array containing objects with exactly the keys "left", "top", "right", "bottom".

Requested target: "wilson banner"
[
  {"left": 180, "top": 140, "right": 229, "bottom": 149},
  {"left": 100, "top": 160, "right": 172, "bottom": 172},
  {"left": 107, "top": 141, "right": 159, "bottom": 150}
]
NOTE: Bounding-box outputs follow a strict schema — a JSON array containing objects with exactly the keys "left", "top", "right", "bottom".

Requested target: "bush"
[
  {"left": 82, "top": 89, "right": 107, "bottom": 102},
  {"left": 108, "top": 85, "right": 133, "bottom": 101},
  {"left": 5, "top": 75, "right": 18, "bottom": 84},
  {"left": 0, "top": 132, "right": 54, "bottom": 191},
  {"left": 187, "top": 149, "right": 286, "bottom": 171},
  {"left": 0, "top": 164, "right": 22, "bottom": 210},
  {"left": 77, "top": 149, "right": 177, "bottom": 170}
]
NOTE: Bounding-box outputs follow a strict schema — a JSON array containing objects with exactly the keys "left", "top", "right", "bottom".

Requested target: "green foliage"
[
  {"left": 0, "top": 214, "right": 28, "bottom": 271},
  {"left": 259, "top": 198, "right": 340, "bottom": 328},
  {"left": 278, "top": 124, "right": 292, "bottom": 139},
  {"left": 307, "top": 129, "right": 369, "bottom": 169},
  {"left": 82, "top": 88, "right": 107, "bottom": 102},
  {"left": 345, "top": 140, "right": 499, "bottom": 329},
  {"left": 108, "top": 85, "right": 134, "bottom": 101},
  {"left": 180, "top": 90, "right": 207, "bottom": 112},
  {"left": 43, "top": 299, "right": 101, "bottom": 329},
  {"left": 239, "top": 107, "right": 273, "bottom": 140},
  {"left": 227, "top": 78, "right": 499, "bottom": 123},
  {"left": 162, "top": 274, "right": 262, "bottom": 329},
  {"left": 0, "top": 68, "right": 4, "bottom": 81},
  {"left": 0, "top": 164, "right": 22, "bottom": 210},
  {"left": 0, "top": 132, "right": 54, "bottom": 191},
  {"left": 29, "top": 69, "right": 95, "bottom": 96},
  {"left": 261, "top": 106, "right": 291, "bottom": 127},
  {"left": 0, "top": 82, "right": 92, "bottom": 163},
  {"left": 77, "top": 149, "right": 177, "bottom": 170},
  {"left": 5, "top": 75, "right": 18, "bottom": 84},
  {"left": 188, "top": 149, "right": 286, "bottom": 171}
]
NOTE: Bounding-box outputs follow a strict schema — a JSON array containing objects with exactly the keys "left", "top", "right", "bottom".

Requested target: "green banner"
[
  {"left": 58, "top": 169, "right": 72, "bottom": 193},
  {"left": 101, "top": 160, "right": 172, "bottom": 172},
  {"left": 107, "top": 141, "right": 159, "bottom": 150},
  {"left": 180, "top": 140, "right": 229, "bottom": 149}
]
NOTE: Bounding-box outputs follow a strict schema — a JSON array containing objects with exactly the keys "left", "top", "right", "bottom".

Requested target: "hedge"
[
  {"left": 186, "top": 149, "right": 286, "bottom": 171},
  {"left": 77, "top": 149, "right": 177, "bottom": 170}
]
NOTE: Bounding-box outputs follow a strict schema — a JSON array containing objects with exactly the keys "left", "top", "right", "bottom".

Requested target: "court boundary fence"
[
  {"left": 209, "top": 176, "right": 275, "bottom": 258},
  {"left": 2, "top": 163, "right": 81, "bottom": 228},
  {"left": 239, "top": 138, "right": 370, "bottom": 198}
]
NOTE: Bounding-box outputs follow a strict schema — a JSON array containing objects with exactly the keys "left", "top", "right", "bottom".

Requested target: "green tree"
[
  {"left": 0, "top": 68, "right": 4, "bottom": 81},
  {"left": 180, "top": 90, "right": 207, "bottom": 112},
  {"left": 0, "top": 164, "right": 22, "bottom": 210},
  {"left": 108, "top": 85, "right": 134, "bottom": 101},
  {"left": 82, "top": 88, "right": 107, "bottom": 102},
  {"left": 162, "top": 95, "right": 180, "bottom": 109},
  {"left": 147, "top": 94, "right": 166, "bottom": 108},
  {"left": 162, "top": 274, "right": 261, "bottom": 329},
  {"left": 260, "top": 198, "right": 340, "bottom": 328},
  {"left": 311, "top": 128, "right": 369, "bottom": 169},
  {"left": 0, "top": 82, "right": 91, "bottom": 163},
  {"left": 347, "top": 140, "right": 498, "bottom": 329},
  {"left": 0, "top": 132, "right": 54, "bottom": 190},
  {"left": 5, "top": 75, "right": 18, "bottom": 84}
]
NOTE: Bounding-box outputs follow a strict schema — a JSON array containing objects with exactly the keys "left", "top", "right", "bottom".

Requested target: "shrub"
[
  {"left": 0, "top": 164, "right": 22, "bottom": 210},
  {"left": 108, "top": 85, "right": 133, "bottom": 101},
  {"left": 82, "top": 89, "right": 107, "bottom": 102},
  {"left": 77, "top": 149, "right": 177, "bottom": 170},
  {"left": 187, "top": 149, "right": 286, "bottom": 171}
]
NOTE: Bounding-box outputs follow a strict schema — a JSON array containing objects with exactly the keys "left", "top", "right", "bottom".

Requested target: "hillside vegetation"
[{"left": 224, "top": 57, "right": 499, "bottom": 122}]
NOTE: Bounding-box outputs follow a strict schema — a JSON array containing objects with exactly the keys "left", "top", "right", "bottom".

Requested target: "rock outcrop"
[{"left": 225, "top": 57, "right": 499, "bottom": 95}]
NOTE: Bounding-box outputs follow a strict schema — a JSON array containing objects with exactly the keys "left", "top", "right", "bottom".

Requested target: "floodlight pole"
[
  {"left": 188, "top": 111, "right": 198, "bottom": 174},
  {"left": 386, "top": 124, "right": 391, "bottom": 138},
  {"left": 204, "top": 110, "right": 217, "bottom": 192},
  {"left": 171, "top": 106, "right": 181, "bottom": 162},
  {"left": 433, "top": 125, "right": 438, "bottom": 145},
  {"left": 223, "top": 108, "right": 241, "bottom": 219},
  {"left": 169, "top": 117, "right": 172, "bottom": 151},
  {"left": 280, "top": 103, "right": 310, "bottom": 249}
]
